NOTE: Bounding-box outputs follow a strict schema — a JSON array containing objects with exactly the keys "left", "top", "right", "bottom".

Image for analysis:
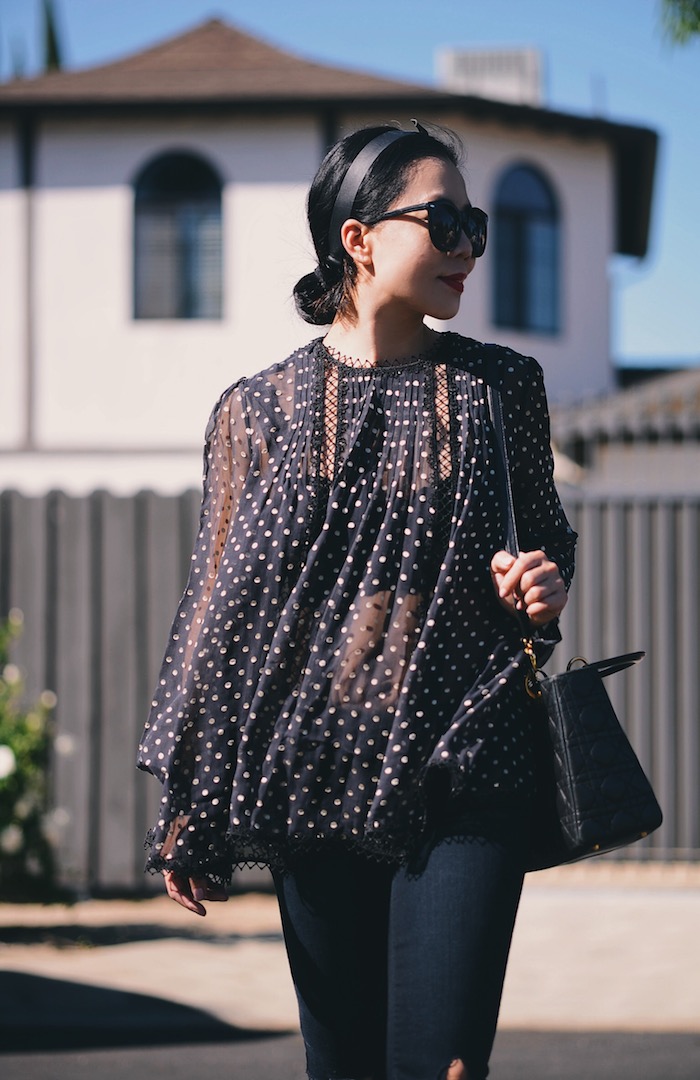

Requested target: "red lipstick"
[{"left": 440, "top": 274, "right": 466, "bottom": 294}]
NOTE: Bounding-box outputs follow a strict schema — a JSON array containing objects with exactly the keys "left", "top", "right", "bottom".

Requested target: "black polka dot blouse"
[{"left": 138, "top": 333, "right": 577, "bottom": 881}]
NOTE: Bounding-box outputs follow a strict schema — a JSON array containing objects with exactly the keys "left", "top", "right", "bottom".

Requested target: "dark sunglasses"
[{"left": 373, "top": 199, "right": 488, "bottom": 257}]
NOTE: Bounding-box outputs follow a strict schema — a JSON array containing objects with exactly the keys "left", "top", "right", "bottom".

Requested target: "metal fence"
[{"left": 0, "top": 489, "right": 698, "bottom": 894}]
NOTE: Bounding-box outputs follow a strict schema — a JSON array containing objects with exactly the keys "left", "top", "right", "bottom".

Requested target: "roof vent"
[{"left": 436, "top": 48, "right": 543, "bottom": 106}]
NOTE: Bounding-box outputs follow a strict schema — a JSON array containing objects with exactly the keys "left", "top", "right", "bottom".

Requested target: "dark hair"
[{"left": 293, "top": 123, "right": 463, "bottom": 325}]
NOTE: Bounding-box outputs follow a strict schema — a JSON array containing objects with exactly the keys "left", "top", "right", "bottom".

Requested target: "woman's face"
[{"left": 361, "top": 156, "right": 477, "bottom": 323}]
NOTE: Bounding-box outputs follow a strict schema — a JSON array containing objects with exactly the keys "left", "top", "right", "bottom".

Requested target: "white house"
[{"left": 0, "top": 18, "right": 657, "bottom": 494}]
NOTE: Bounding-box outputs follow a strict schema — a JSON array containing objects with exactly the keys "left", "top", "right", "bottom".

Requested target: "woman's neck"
[{"left": 323, "top": 316, "right": 435, "bottom": 368}]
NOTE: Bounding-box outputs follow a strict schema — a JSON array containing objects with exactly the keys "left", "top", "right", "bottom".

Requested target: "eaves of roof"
[
  {"left": 0, "top": 17, "right": 657, "bottom": 256},
  {"left": 551, "top": 366, "right": 700, "bottom": 443}
]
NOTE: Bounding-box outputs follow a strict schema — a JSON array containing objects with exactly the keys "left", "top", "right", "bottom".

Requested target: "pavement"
[{"left": 1, "top": 860, "right": 700, "bottom": 1077}]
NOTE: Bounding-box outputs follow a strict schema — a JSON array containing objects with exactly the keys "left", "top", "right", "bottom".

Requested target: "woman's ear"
[{"left": 340, "top": 219, "right": 373, "bottom": 269}]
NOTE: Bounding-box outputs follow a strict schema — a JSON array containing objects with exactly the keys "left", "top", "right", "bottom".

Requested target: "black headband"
[{"left": 326, "top": 128, "right": 418, "bottom": 264}]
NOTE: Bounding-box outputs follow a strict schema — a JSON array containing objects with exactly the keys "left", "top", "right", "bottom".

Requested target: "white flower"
[
  {"left": 42, "top": 807, "right": 70, "bottom": 844},
  {"left": 2, "top": 664, "right": 21, "bottom": 686},
  {"left": 0, "top": 744, "right": 17, "bottom": 780},
  {"left": 8, "top": 608, "right": 24, "bottom": 628},
  {"left": 0, "top": 823, "right": 24, "bottom": 855},
  {"left": 54, "top": 733, "right": 76, "bottom": 756},
  {"left": 39, "top": 690, "right": 57, "bottom": 710},
  {"left": 50, "top": 807, "right": 70, "bottom": 827}
]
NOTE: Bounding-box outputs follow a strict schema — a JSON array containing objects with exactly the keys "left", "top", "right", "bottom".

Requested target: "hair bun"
[{"left": 293, "top": 268, "right": 338, "bottom": 325}]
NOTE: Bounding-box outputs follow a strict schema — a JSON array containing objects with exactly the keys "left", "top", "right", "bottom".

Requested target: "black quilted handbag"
[
  {"left": 488, "top": 385, "right": 663, "bottom": 871},
  {"left": 524, "top": 651, "right": 663, "bottom": 870}
]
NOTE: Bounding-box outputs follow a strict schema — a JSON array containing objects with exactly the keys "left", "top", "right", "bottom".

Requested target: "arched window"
[
  {"left": 493, "top": 164, "right": 559, "bottom": 334},
  {"left": 133, "top": 151, "right": 222, "bottom": 319}
]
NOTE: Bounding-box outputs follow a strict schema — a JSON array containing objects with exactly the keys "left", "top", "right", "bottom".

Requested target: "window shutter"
[{"left": 133, "top": 153, "right": 223, "bottom": 320}]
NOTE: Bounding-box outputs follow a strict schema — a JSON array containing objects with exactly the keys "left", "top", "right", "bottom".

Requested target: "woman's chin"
[{"left": 426, "top": 299, "right": 462, "bottom": 322}]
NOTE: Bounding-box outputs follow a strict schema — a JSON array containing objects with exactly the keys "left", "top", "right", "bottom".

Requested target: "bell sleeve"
[{"left": 137, "top": 380, "right": 253, "bottom": 878}]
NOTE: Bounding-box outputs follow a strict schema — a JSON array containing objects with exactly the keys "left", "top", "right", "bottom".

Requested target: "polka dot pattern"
[{"left": 138, "top": 333, "right": 576, "bottom": 881}]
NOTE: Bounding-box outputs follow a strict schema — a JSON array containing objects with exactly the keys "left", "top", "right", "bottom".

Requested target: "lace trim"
[
  {"left": 144, "top": 826, "right": 414, "bottom": 884},
  {"left": 144, "top": 802, "right": 530, "bottom": 885},
  {"left": 334, "top": 363, "right": 350, "bottom": 479},
  {"left": 318, "top": 332, "right": 442, "bottom": 372},
  {"left": 304, "top": 351, "right": 328, "bottom": 548}
]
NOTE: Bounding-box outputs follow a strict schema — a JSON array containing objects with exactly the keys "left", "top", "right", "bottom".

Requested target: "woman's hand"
[
  {"left": 163, "top": 869, "right": 229, "bottom": 917},
  {"left": 490, "top": 549, "right": 567, "bottom": 627}
]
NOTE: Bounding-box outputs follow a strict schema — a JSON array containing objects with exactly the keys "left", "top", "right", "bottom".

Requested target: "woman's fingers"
[
  {"left": 490, "top": 549, "right": 567, "bottom": 625},
  {"left": 494, "top": 549, "right": 545, "bottom": 597},
  {"left": 163, "top": 870, "right": 204, "bottom": 915},
  {"left": 163, "top": 870, "right": 205, "bottom": 916},
  {"left": 163, "top": 871, "right": 228, "bottom": 916},
  {"left": 521, "top": 586, "right": 566, "bottom": 625},
  {"left": 489, "top": 550, "right": 516, "bottom": 598}
]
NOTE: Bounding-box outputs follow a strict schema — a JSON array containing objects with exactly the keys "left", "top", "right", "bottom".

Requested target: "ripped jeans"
[{"left": 273, "top": 798, "right": 528, "bottom": 1080}]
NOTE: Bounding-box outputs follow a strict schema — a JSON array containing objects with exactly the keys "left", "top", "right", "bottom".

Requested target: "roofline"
[
  {"left": 552, "top": 365, "right": 700, "bottom": 442},
  {"left": 0, "top": 91, "right": 658, "bottom": 256}
]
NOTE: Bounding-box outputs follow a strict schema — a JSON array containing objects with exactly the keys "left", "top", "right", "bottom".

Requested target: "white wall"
[
  {"left": 0, "top": 123, "right": 27, "bottom": 448},
  {"left": 31, "top": 115, "right": 317, "bottom": 455}
]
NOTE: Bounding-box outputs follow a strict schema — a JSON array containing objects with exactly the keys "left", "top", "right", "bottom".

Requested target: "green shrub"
[{"left": 0, "top": 610, "right": 58, "bottom": 901}]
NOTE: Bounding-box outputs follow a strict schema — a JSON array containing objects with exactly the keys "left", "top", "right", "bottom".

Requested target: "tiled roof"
[
  {"left": 552, "top": 366, "right": 700, "bottom": 443},
  {"left": 0, "top": 18, "right": 432, "bottom": 103}
]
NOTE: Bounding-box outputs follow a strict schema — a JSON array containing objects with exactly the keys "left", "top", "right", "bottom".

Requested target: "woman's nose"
[{"left": 451, "top": 227, "right": 473, "bottom": 259}]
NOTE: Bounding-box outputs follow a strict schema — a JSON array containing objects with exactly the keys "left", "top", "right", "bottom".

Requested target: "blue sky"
[{"left": 1, "top": 0, "right": 698, "bottom": 364}]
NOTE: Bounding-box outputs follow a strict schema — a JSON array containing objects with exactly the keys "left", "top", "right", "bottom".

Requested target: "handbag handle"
[
  {"left": 572, "top": 651, "right": 645, "bottom": 677},
  {"left": 487, "top": 383, "right": 543, "bottom": 692},
  {"left": 487, "top": 382, "right": 645, "bottom": 683},
  {"left": 487, "top": 384, "right": 520, "bottom": 559}
]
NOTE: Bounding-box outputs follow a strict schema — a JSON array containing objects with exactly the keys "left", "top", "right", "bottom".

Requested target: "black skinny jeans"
[{"left": 273, "top": 802, "right": 528, "bottom": 1080}]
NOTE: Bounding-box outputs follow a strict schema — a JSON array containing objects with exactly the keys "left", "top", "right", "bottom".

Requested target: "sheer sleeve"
[
  {"left": 138, "top": 380, "right": 252, "bottom": 781},
  {"left": 179, "top": 385, "right": 252, "bottom": 675},
  {"left": 506, "top": 358, "right": 577, "bottom": 588}
]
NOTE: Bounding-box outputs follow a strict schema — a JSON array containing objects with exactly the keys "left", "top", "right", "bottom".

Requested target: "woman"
[{"left": 138, "top": 122, "right": 576, "bottom": 1080}]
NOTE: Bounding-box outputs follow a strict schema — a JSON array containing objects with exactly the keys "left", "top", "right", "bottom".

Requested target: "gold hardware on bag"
[
  {"left": 523, "top": 637, "right": 541, "bottom": 699},
  {"left": 566, "top": 656, "right": 589, "bottom": 671}
]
